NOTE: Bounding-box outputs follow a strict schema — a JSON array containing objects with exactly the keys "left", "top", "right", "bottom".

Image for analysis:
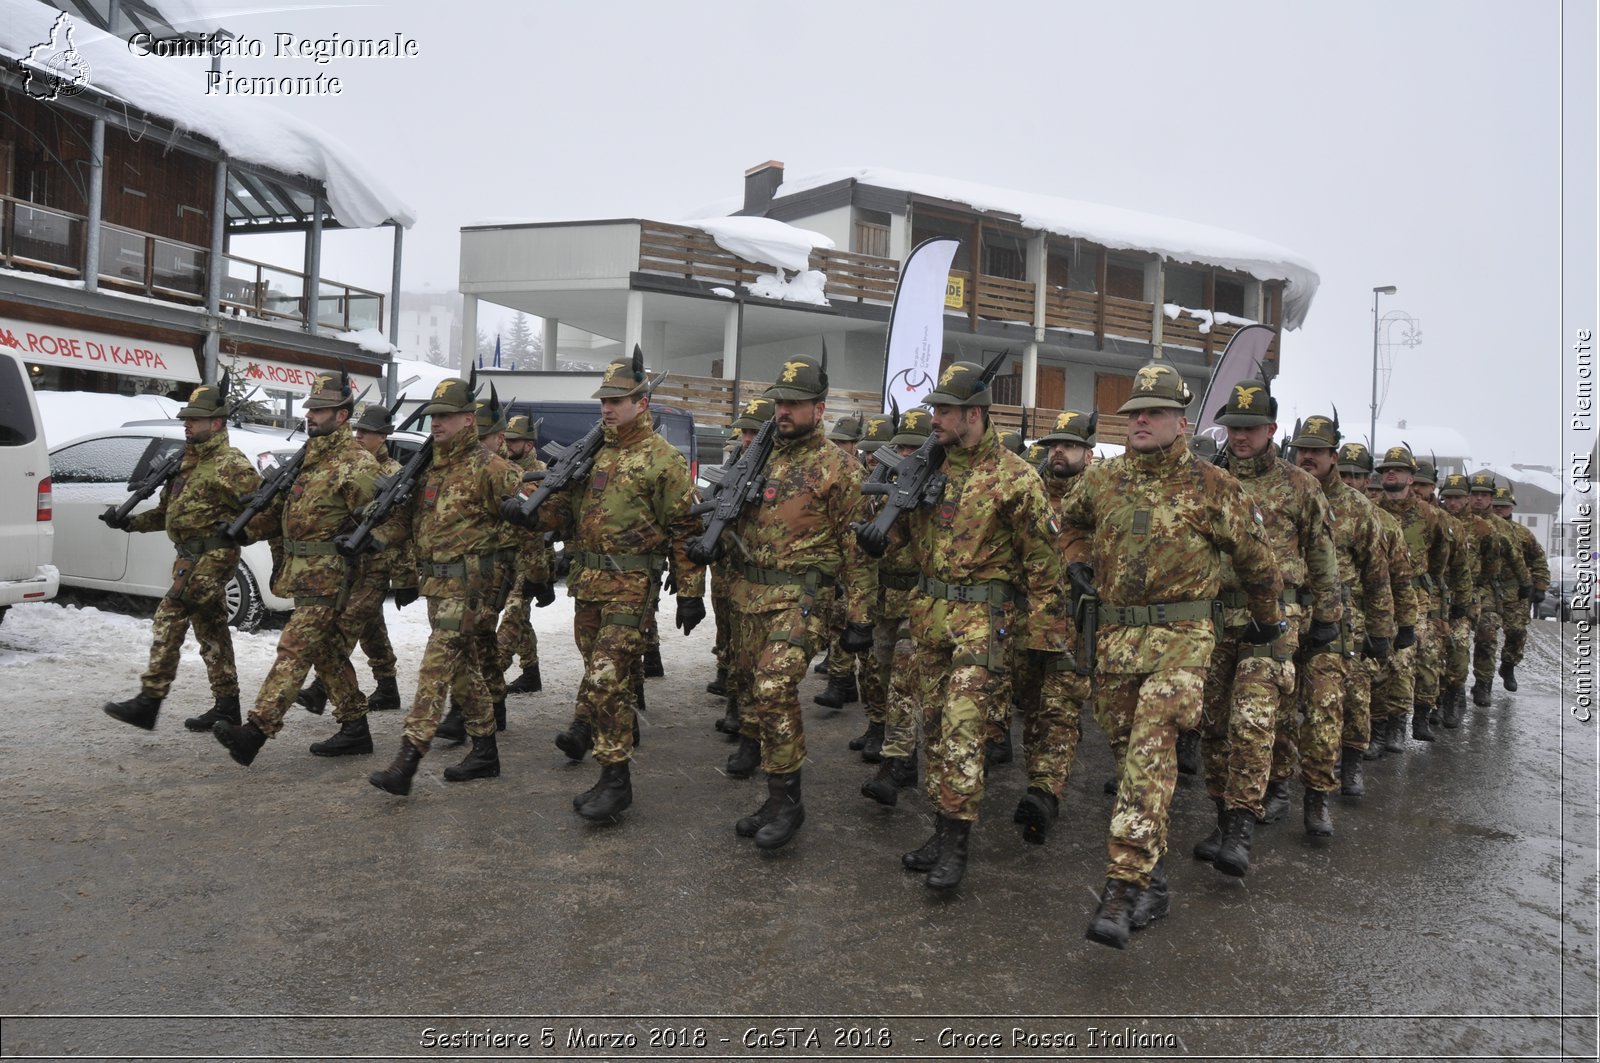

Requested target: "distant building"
[{"left": 395, "top": 289, "right": 462, "bottom": 369}]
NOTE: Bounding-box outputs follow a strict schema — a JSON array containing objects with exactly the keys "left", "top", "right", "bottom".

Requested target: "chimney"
[{"left": 743, "top": 160, "right": 784, "bottom": 215}]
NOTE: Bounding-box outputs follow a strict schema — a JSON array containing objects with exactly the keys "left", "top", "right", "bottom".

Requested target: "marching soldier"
[
  {"left": 102, "top": 380, "right": 261, "bottom": 732},
  {"left": 892, "top": 360, "right": 1064, "bottom": 889},
  {"left": 211, "top": 373, "right": 402, "bottom": 767},
  {"left": 816, "top": 415, "right": 867, "bottom": 711},
  {"left": 1493, "top": 485, "right": 1549, "bottom": 691},
  {"left": 1193, "top": 378, "right": 1340, "bottom": 870},
  {"left": 721, "top": 354, "right": 873, "bottom": 851},
  {"left": 497, "top": 415, "right": 555, "bottom": 697},
  {"left": 850, "top": 411, "right": 900, "bottom": 762},
  {"left": 365, "top": 377, "right": 521, "bottom": 794},
  {"left": 1289, "top": 419, "right": 1394, "bottom": 802},
  {"left": 715, "top": 398, "right": 775, "bottom": 748},
  {"left": 1060, "top": 361, "right": 1282, "bottom": 948},
  {"left": 1464, "top": 472, "right": 1529, "bottom": 706},
  {"left": 520, "top": 355, "right": 705, "bottom": 822},
  {"left": 1435, "top": 474, "right": 1481, "bottom": 726}
]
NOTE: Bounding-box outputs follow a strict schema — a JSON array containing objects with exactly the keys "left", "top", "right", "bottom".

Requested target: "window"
[
  {"left": 1104, "top": 260, "right": 1145, "bottom": 301},
  {"left": 982, "top": 231, "right": 1027, "bottom": 280},
  {"left": 50, "top": 436, "right": 166, "bottom": 484},
  {"left": 0, "top": 357, "right": 39, "bottom": 445},
  {"left": 852, "top": 209, "right": 890, "bottom": 258},
  {"left": 1164, "top": 266, "right": 1203, "bottom": 308},
  {"left": 1214, "top": 276, "right": 1247, "bottom": 317}
]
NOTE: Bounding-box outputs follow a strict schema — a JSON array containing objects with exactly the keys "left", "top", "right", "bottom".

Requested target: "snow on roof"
[
  {"left": 1479, "top": 464, "right": 1565, "bottom": 500},
  {"left": 686, "top": 216, "right": 835, "bottom": 273},
  {"left": 0, "top": 0, "right": 415, "bottom": 230},
  {"left": 1368, "top": 422, "right": 1474, "bottom": 463},
  {"left": 773, "top": 166, "right": 1321, "bottom": 329}
]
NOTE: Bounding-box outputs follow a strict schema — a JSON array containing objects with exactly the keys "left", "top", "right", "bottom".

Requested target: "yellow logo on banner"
[{"left": 945, "top": 275, "right": 965, "bottom": 309}]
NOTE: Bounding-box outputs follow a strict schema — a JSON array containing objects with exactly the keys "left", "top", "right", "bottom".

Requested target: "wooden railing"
[
  {"left": 991, "top": 404, "right": 1130, "bottom": 447},
  {"left": 651, "top": 372, "right": 884, "bottom": 426}
]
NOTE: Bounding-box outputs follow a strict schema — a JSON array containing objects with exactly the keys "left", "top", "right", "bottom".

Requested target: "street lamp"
[{"left": 1370, "top": 285, "right": 1397, "bottom": 450}]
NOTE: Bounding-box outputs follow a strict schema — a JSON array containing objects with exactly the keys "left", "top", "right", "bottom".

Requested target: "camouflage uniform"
[
  {"left": 1463, "top": 473, "right": 1529, "bottom": 702},
  {"left": 1495, "top": 488, "right": 1548, "bottom": 679},
  {"left": 496, "top": 418, "right": 553, "bottom": 684},
  {"left": 1372, "top": 451, "right": 1453, "bottom": 733},
  {"left": 712, "top": 398, "right": 773, "bottom": 741},
  {"left": 127, "top": 419, "right": 259, "bottom": 703},
  {"left": 817, "top": 417, "right": 870, "bottom": 708},
  {"left": 1436, "top": 475, "right": 1480, "bottom": 708},
  {"left": 852, "top": 412, "right": 902, "bottom": 754}
]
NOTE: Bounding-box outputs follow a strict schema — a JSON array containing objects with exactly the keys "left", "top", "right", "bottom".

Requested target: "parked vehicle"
[
  {"left": 48, "top": 421, "right": 301, "bottom": 630},
  {"left": 1536, "top": 575, "right": 1595, "bottom": 623},
  {"left": 0, "top": 350, "right": 59, "bottom": 624}
]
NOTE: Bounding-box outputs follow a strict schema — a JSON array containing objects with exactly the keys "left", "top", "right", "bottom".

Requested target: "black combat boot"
[
  {"left": 1085, "top": 878, "right": 1140, "bottom": 949},
  {"left": 1213, "top": 807, "right": 1255, "bottom": 877},
  {"left": 576, "top": 761, "right": 632, "bottom": 821},
  {"left": 442, "top": 733, "right": 500, "bottom": 782},
  {"left": 902, "top": 826, "right": 942, "bottom": 872},
  {"left": 1441, "top": 686, "right": 1464, "bottom": 729},
  {"left": 104, "top": 692, "right": 162, "bottom": 730},
  {"left": 984, "top": 730, "right": 1013, "bottom": 766},
  {"left": 635, "top": 678, "right": 647, "bottom": 716},
  {"left": 706, "top": 667, "right": 728, "bottom": 697},
  {"left": 365, "top": 676, "right": 401, "bottom": 712},
  {"left": 813, "top": 676, "right": 853, "bottom": 710},
  {"left": 295, "top": 677, "right": 328, "bottom": 715},
  {"left": 1259, "top": 779, "right": 1291, "bottom": 824},
  {"left": 1104, "top": 775, "right": 1119, "bottom": 795},
  {"left": 309, "top": 716, "right": 373, "bottom": 757},
  {"left": 1499, "top": 661, "right": 1518, "bottom": 692},
  {"left": 726, "top": 736, "right": 760, "bottom": 779},
  {"left": 1412, "top": 701, "right": 1437, "bottom": 741},
  {"left": 1339, "top": 747, "right": 1366, "bottom": 797},
  {"left": 813, "top": 648, "right": 831, "bottom": 675},
  {"left": 369, "top": 739, "right": 423, "bottom": 795},
  {"left": 642, "top": 647, "right": 664, "bottom": 678},
  {"left": 435, "top": 704, "right": 467, "bottom": 746},
  {"left": 505, "top": 665, "right": 542, "bottom": 694},
  {"left": 1176, "top": 729, "right": 1202, "bottom": 776},
  {"left": 1382, "top": 713, "right": 1407, "bottom": 753},
  {"left": 1014, "top": 788, "right": 1060, "bottom": 845},
  {"left": 1304, "top": 788, "right": 1334, "bottom": 836},
  {"left": 184, "top": 695, "right": 240, "bottom": 732},
  {"left": 212, "top": 719, "right": 267, "bottom": 767},
  {"left": 861, "top": 756, "right": 917, "bottom": 805},
  {"left": 554, "top": 718, "right": 594, "bottom": 762},
  {"left": 735, "top": 771, "right": 804, "bottom": 847},
  {"left": 925, "top": 816, "right": 970, "bottom": 890},
  {"left": 1193, "top": 797, "right": 1226, "bottom": 862},
  {"left": 1362, "top": 724, "right": 1385, "bottom": 760},
  {"left": 1472, "top": 681, "right": 1491, "bottom": 707},
  {"left": 715, "top": 696, "right": 741, "bottom": 738},
  {"left": 493, "top": 699, "right": 507, "bottom": 733},
  {"left": 1130, "top": 859, "right": 1170, "bottom": 931},
  {"left": 860, "top": 721, "right": 886, "bottom": 763}
]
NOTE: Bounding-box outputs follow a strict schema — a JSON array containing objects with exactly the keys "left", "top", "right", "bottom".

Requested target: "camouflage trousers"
[
  {"left": 1099, "top": 666, "right": 1207, "bottom": 888},
  {"left": 357, "top": 605, "right": 397, "bottom": 679},
  {"left": 824, "top": 591, "right": 867, "bottom": 683},
  {"left": 739, "top": 597, "right": 827, "bottom": 775},
  {"left": 861, "top": 613, "right": 905, "bottom": 726},
  {"left": 711, "top": 584, "right": 733, "bottom": 673},
  {"left": 1286, "top": 649, "right": 1347, "bottom": 793},
  {"left": 1341, "top": 656, "right": 1377, "bottom": 749},
  {"left": 453, "top": 565, "right": 512, "bottom": 709},
  {"left": 1501, "top": 595, "right": 1531, "bottom": 668},
  {"left": 1473, "top": 605, "right": 1504, "bottom": 687},
  {"left": 1371, "top": 643, "right": 1417, "bottom": 722},
  {"left": 140, "top": 549, "right": 239, "bottom": 701},
  {"left": 1202, "top": 626, "right": 1295, "bottom": 817},
  {"left": 573, "top": 600, "right": 647, "bottom": 765},
  {"left": 1010, "top": 649, "right": 1086, "bottom": 795},
  {"left": 402, "top": 594, "right": 498, "bottom": 750},
  {"left": 495, "top": 584, "right": 540, "bottom": 675},
  {"left": 1443, "top": 614, "right": 1473, "bottom": 688},
  {"left": 879, "top": 620, "right": 919, "bottom": 758},
  {"left": 1412, "top": 604, "right": 1443, "bottom": 705},
  {"left": 329, "top": 567, "right": 395, "bottom": 683},
  {"left": 910, "top": 601, "right": 1015, "bottom": 822},
  {"left": 249, "top": 596, "right": 375, "bottom": 738}
]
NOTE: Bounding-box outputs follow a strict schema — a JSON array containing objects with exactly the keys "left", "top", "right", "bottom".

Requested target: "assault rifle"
[
  {"left": 222, "top": 381, "right": 370, "bottom": 542},
  {"left": 499, "top": 370, "right": 669, "bottom": 527},
  {"left": 685, "top": 413, "right": 777, "bottom": 564},
  {"left": 1070, "top": 565, "right": 1098, "bottom": 677},
  {"left": 333, "top": 397, "right": 427, "bottom": 557},
  {"left": 855, "top": 351, "right": 1008, "bottom": 558}
]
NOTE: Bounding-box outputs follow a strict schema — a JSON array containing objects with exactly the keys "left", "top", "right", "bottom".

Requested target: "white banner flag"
[{"left": 880, "top": 238, "right": 960, "bottom": 414}]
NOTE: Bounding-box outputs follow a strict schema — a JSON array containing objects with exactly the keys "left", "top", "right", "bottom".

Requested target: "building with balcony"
[
  {"left": 459, "top": 161, "right": 1319, "bottom": 439},
  {"left": 0, "top": 0, "right": 413, "bottom": 408}
]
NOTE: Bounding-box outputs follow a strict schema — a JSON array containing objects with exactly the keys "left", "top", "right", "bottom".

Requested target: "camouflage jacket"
[
  {"left": 383, "top": 423, "right": 520, "bottom": 600},
  {"left": 729, "top": 425, "right": 874, "bottom": 620},
  {"left": 127, "top": 429, "right": 259, "bottom": 548},
  {"left": 1437, "top": 506, "right": 1479, "bottom": 612},
  {"left": 1059, "top": 438, "right": 1281, "bottom": 672},
  {"left": 1377, "top": 492, "right": 1457, "bottom": 616},
  {"left": 509, "top": 449, "right": 554, "bottom": 584},
  {"left": 1502, "top": 516, "right": 1549, "bottom": 592},
  {"left": 1217, "top": 445, "right": 1341, "bottom": 627},
  {"left": 535, "top": 408, "right": 704, "bottom": 605},
  {"left": 1317, "top": 475, "right": 1395, "bottom": 641},
  {"left": 1041, "top": 470, "right": 1090, "bottom": 652},
  {"left": 1463, "top": 511, "right": 1530, "bottom": 603},
  {"left": 257, "top": 424, "right": 396, "bottom": 599},
  {"left": 893, "top": 424, "right": 1063, "bottom": 651},
  {"left": 1371, "top": 505, "right": 1419, "bottom": 630},
  {"left": 360, "top": 450, "right": 417, "bottom": 587}
]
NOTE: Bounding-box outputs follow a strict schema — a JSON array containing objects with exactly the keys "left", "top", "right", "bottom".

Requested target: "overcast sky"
[{"left": 171, "top": 0, "right": 1590, "bottom": 469}]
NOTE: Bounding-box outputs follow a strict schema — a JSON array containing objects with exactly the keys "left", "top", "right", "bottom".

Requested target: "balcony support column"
[
  {"left": 203, "top": 158, "right": 227, "bottom": 383},
  {"left": 1024, "top": 234, "right": 1046, "bottom": 410},
  {"left": 623, "top": 289, "right": 644, "bottom": 362},
  {"left": 83, "top": 118, "right": 104, "bottom": 294},
  {"left": 304, "top": 197, "right": 323, "bottom": 336},
  {"left": 647, "top": 319, "right": 667, "bottom": 369},
  {"left": 385, "top": 223, "right": 402, "bottom": 402},
  {"left": 461, "top": 294, "right": 478, "bottom": 371},
  {"left": 542, "top": 315, "right": 558, "bottom": 371},
  {"left": 1149, "top": 259, "right": 1166, "bottom": 357}
]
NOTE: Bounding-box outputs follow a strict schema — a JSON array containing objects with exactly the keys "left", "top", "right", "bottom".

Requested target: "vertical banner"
[
  {"left": 880, "top": 237, "right": 960, "bottom": 414},
  {"left": 1191, "top": 322, "right": 1279, "bottom": 447}
]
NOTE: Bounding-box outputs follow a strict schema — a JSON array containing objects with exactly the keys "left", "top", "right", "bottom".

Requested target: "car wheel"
[{"left": 226, "top": 562, "right": 267, "bottom": 632}]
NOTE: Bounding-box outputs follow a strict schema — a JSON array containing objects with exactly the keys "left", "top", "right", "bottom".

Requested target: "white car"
[
  {"left": 48, "top": 421, "right": 302, "bottom": 630},
  {"left": 0, "top": 349, "right": 60, "bottom": 623}
]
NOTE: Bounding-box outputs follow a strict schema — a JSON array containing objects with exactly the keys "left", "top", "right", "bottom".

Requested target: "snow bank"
[
  {"left": 746, "top": 269, "right": 829, "bottom": 306},
  {"left": 773, "top": 166, "right": 1320, "bottom": 330},
  {"left": 686, "top": 216, "right": 835, "bottom": 273},
  {"left": 0, "top": 0, "right": 415, "bottom": 230}
]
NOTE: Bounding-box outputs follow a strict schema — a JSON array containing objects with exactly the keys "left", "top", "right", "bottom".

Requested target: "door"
[
  {"left": 1094, "top": 372, "right": 1133, "bottom": 415},
  {"left": 1035, "top": 366, "right": 1065, "bottom": 411},
  {"left": 49, "top": 435, "right": 175, "bottom": 584}
]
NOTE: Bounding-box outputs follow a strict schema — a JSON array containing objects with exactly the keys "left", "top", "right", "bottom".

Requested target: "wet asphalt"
[{"left": 0, "top": 614, "right": 1595, "bottom": 1061}]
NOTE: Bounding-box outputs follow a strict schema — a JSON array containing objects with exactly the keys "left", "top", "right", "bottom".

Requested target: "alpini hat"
[
  {"left": 731, "top": 396, "right": 775, "bottom": 432},
  {"left": 1440, "top": 473, "right": 1470, "bottom": 498},
  {"left": 1290, "top": 413, "right": 1341, "bottom": 450},
  {"left": 1493, "top": 485, "right": 1516, "bottom": 506},
  {"left": 474, "top": 384, "right": 508, "bottom": 437},
  {"left": 1336, "top": 442, "right": 1373, "bottom": 475},
  {"left": 827, "top": 415, "right": 863, "bottom": 443},
  {"left": 352, "top": 404, "right": 394, "bottom": 435},
  {"left": 922, "top": 360, "right": 993, "bottom": 408},
  {"left": 889, "top": 408, "right": 932, "bottom": 447},
  {"left": 998, "top": 430, "right": 1025, "bottom": 454},
  {"left": 858, "top": 412, "right": 896, "bottom": 453},
  {"left": 1039, "top": 409, "right": 1097, "bottom": 447},
  {"left": 505, "top": 415, "right": 542, "bottom": 442},
  {"left": 303, "top": 369, "right": 355, "bottom": 411},
  {"left": 1118, "top": 361, "right": 1193, "bottom": 414},
  {"left": 420, "top": 377, "right": 476, "bottom": 416},
  {"left": 592, "top": 345, "right": 651, "bottom": 400},
  {"left": 1376, "top": 444, "right": 1417, "bottom": 472},
  {"left": 1214, "top": 377, "right": 1278, "bottom": 427},
  {"left": 763, "top": 354, "right": 829, "bottom": 402},
  {"left": 1413, "top": 459, "right": 1437, "bottom": 485},
  {"left": 177, "top": 379, "right": 227, "bottom": 420},
  {"left": 1468, "top": 470, "right": 1498, "bottom": 494}
]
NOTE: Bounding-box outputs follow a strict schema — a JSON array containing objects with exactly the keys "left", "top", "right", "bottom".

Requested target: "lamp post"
[{"left": 1370, "top": 285, "right": 1397, "bottom": 449}]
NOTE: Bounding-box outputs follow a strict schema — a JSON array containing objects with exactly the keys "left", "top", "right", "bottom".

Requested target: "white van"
[{"left": 0, "top": 350, "right": 59, "bottom": 623}]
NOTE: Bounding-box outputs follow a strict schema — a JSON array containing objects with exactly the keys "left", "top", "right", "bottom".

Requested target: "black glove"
[
  {"left": 520, "top": 578, "right": 537, "bottom": 598},
  {"left": 686, "top": 539, "right": 725, "bottom": 565},
  {"left": 840, "top": 621, "right": 874, "bottom": 654},
  {"left": 532, "top": 581, "right": 556, "bottom": 608},
  {"left": 1240, "top": 617, "right": 1286, "bottom": 645},
  {"left": 1518, "top": 584, "right": 1533, "bottom": 601},
  {"left": 1531, "top": 588, "right": 1546, "bottom": 607},
  {"left": 498, "top": 496, "right": 529, "bottom": 526},
  {"left": 675, "top": 595, "right": 706, "bottom": 635},
  {"left": 392, "top": 586, "right": 419, "bottom": 609},
  {"left": 1449, "top": 603, "right": 1469, "bottom": 621},
  {"left": 333, "top": 534, "right": 376, "bottom": 559},
  {"left": 855, "top": 525, "right": 889, "bottom": 558},
  {"left": 1028, "top": 647, "right": 1062, "bottom": 669},
  {"left": 215, "top": 518, "right": 245, "bottom": 544},
  {"left": 1393, "top": 624, "right": 1416, "bottom": 650},
  {"left": 661, "top": 566, "right": 677, "bottom": 596},
  {"left": 1361, "top": 635, "right": 1391, "bottom": 661},
  {"left": 99, "top": 507, "right": 128, "bottom": 531},
  {"left": 1067, "top": 562, "right": 1096, "bottom": 598},
  {"left": 1306, "top": 619, "right": 1340, "bottom": 650}
]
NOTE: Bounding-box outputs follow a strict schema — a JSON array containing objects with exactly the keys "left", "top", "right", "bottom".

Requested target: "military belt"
[
  {"left": 284, "top": 539, "right": 339, "bottom": 557},
  {"left": 917, "top": 576, "right": 1015, "bottom": 605},
  {"left": 1413, "top": 573, "right": 1438, "bottom": 593},
  {"left": 572, "top": 550, "right": 666, "bottom": 574},
  {"left": 880, "top": 571, "right": 919, "bottom": 592},
  {"left": 174, "top": 535, "right": 234, "bottom": 560},
  {"left": 1219, "top": 587, "right": 1305, "bottom": 609},
  {"left": 426, "top": 552, "right": 499, "bottom": 580},
  {"left": 739, "top": 563, "right": 824, "bottom": 589},
  {"left": 1098, "top": 599, "right": 1220, "bottom": 626}
]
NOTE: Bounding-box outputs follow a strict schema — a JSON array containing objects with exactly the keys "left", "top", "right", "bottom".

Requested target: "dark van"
[{"left": 505, "top": 400, "right": 699, "bottom": 480}]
